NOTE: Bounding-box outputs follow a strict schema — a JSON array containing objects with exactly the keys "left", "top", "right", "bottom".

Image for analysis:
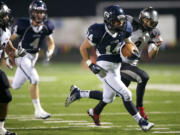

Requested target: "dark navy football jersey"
[
  {"left": 13, "top": 18, "right": 54, "bottom": 53},
  {"left": 86, "top": 21, "right": 132, "bottom": 63}
]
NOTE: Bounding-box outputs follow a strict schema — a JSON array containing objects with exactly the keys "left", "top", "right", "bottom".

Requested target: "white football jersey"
[
  {"left": 123, "top": 15, "right": 162, "bottom": 65},
  {"left": 0, "top": 27, "right": 11, "bottom": 58}
]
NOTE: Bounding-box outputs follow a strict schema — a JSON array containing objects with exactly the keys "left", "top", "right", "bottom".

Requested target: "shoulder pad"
[
  {"left": 126, "top": 15, "right": 134, "bottom": 23},
  {"left": 126, "top": 21, "right": 133, "bottom": 33},
  {"left": 87, "top": 23, "right": 105, "bottom": 45},
  {"left": 44, "top": 19, "right": 55, "bottom": 34}
]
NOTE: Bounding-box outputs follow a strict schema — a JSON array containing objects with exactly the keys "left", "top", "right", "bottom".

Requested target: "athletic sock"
[
  {"left": 32, "top": 99, "right": 42, "bottom": 112},
  {"left": 80, "top": 90, "right": 90, "bottom": 98},
  {"left": 0, "top": 121, "right": 4, "bottom": 129},
  {"left": 94, "top": 101, "right": 107, "bottom": 115},
  {"left": 89, "top": 90, "right": 103, "bottom": 100},
  {"left": 0, "top": 121, "right": 6, "bottom": 133},
  {"left": 132, "top": 112, "right": 142, "bottom": 123}
]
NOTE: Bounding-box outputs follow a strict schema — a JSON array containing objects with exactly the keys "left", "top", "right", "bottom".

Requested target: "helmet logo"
[
  {"left": 2, "top": 5, "right": 9, "bottom": 12},
  {"left": 104, "top": 11, "right": 110, "bottom": 18},
  {"left": 34, "top": 6, "right": 45, "bottom": 11}
]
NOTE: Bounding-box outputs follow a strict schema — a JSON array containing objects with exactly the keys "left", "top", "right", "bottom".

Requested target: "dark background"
[
  {"left": 3, "top": 0, "right": 180, "bottom": 63},
  {"left": 4, "top": 0, "right": 180, "bottom": 42}
]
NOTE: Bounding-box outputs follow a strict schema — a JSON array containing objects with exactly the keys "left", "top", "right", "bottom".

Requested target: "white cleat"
[
  {"left": 35, "top": 110, "right": 51, "bottom": 119},
  {"left": 0, "top": 128, "right": 17, "bottom": 135}
]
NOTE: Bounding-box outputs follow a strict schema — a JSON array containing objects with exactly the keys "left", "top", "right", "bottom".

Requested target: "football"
[{"left": 121, "top": 42, "right": 139, "bottom": 57}]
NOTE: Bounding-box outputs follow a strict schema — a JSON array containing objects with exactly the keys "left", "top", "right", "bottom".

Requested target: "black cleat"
[
  {"left": 65, "top": 85, "right": 80, "bottom": 107},
  {"left": 139, "top": 118, "right": 154, "bottom": 131},
  {"left": 5, "top": 130, "right": 17, "bottom": 135}
]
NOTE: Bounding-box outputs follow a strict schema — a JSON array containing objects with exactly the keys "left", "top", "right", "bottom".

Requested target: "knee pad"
[
  {"left": 103, "top": 96, "right": 116, "bottom": 103},
  {"left": 122, "top": 89, "right": 132, "bottom": 101},
  {"left": 0, "top": 70, "right": 10, "bottom": 89},
  {"left": 11, "top": 83, "right": 21, "bottom": 90},
  {"left": 30, "top": 76, "right": 39, "bottom": 84},
  {"left": 0, "top": 88, "right": 12, "bottom": 103},
  {"left": 141, "top": 71, "right": 149, "bottom": 83}
]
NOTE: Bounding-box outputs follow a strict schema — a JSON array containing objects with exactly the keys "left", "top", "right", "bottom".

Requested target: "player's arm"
[
  {"left": 46, "top": 34, "right": 55, "bottom": 61},
  {"left": 147, "top": 28, "right": 163, "bottom": 59},
  {"left": 80, "top": 38, "right": 103, "bottom": 75},
  {"left": 3, "top": 40, "right": 16, "bottom": 69},
  {"left": 5, "top": 40, "right": 16, "bottom": 53},
  {"left": 10, "top": 33, "right": 18, "bottom": 41},
  {"left": 80, "top": 38, "right": 92, "bottom": 62},
  {"left": 147, "top": 36, "right": 163, "bottom": 59}
]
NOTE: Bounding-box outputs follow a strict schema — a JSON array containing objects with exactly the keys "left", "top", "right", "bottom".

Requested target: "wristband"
[
  {"left": 86, "top": 59, "right": 92, "bottom": 66},
  {"left": 47, "top": 50, "right": 53, "bottom": 56}
]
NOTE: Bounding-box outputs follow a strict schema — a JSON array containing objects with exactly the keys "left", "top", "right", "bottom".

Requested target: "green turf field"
[{"left": 2, "top": 63, "right": 180, "bottom": 135}]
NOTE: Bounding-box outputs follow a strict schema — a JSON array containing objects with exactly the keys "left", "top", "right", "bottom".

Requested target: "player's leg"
[
  {"left": 87, "top": 82, "right": 116, "bottom": 126},
  {"left": 11, "top": 67, "right": 27, "bottom": 89},
  {"left": 25, "top": 54, "right": 50, "bottom": 119},
  {"left": 30, "top": 68, "right": 50, "bottom": 119},
  {"left": 0, "top": 70, "right": 16, "bottom": 135},
  {"left": 65, "top": 85, "right": 103, "bottom": 107},
  {"left": 13, "top": 54, "right": 50, "bottom": 119},
  {"left": 105, "top": 64, "right": 153, "bottom": 131},
  {"left": 121, "top": 63, "right": 149, "bottom": 119}
]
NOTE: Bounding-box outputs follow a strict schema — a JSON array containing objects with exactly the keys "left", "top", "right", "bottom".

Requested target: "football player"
[
  {"left": 66, "top": 7, "right": 162, "bottom": 120},
  {"left": 0, "top": 2, "right": 24, "bottom": 135},
  {"left": 67, "top": 5, "right": 154, "bottom": 131},
  {"left": 10, "top": 0, "right": 55, "bottom": 119}
]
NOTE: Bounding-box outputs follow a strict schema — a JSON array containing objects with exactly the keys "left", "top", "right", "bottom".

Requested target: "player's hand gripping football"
[{"left": 122, "top": 42, "right": 140, "bottom": 60}]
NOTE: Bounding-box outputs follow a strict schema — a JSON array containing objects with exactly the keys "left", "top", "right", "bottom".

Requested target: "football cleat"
[
  {"left": 35, "top": 110, "right": 51, "bottom": 119},
  {"left": 87, "top": 108, "right": 101, "bottom": 126},
  {"left": 0, "top": 129, "right": 17, "bottom": 135},
  {"left": 138, "top": 118, "right": 154, "bottom": 131},
  {"left": 138, "top": 107, "right": 148, "bottom": 120},
  {"left": 65, "top": 85, "right": 80, "bottom": 107},
  {"left": 5, "top": 131, "right": 17, "bottom": 135}
]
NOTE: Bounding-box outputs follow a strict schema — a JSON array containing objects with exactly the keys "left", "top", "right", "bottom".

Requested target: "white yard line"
[
  {"left": 9, "top": 75, "right": 180, "bottom": 91},
  {"left": 7, "top": 111, "right": 180, "bottom": 119},
  {"left": 98, "top": 84, "right": 180, "bottom": 91},
  {"left": 153, "top": 131, "right": 180, "bottom": 134},
  {"left": 129, "top": 84, "right": 180, "bottom": 91}
]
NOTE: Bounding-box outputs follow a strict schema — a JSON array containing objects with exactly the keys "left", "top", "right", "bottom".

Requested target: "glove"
[
  {"left": 15, "top": 46, "right": 26, "bottom": 57},
  {"left": 46, "top": 50, "right": 53, "bottom": 61},
  {"left": 86, "top": 60, "right": 107, "bottom": 77}
]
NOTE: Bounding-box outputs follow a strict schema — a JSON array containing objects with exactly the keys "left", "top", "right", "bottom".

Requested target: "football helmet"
[
  {"left": 29, "top": 0, "right": 47, "bottom": 24},
  {"left": 104, "top": 5, "right": 127, "bottom": 33},
  {"left": 139, "top": 7, "right": 159, "bottom": 30},
  {"left": 0, "top": 2, "right": 13, "bottom": 29}
]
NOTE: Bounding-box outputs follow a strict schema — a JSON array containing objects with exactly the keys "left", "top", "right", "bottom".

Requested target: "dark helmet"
[
  {"left": 139, "top": 7, "right": 159, "bottom": 30},
  {"left": 104, "top": 5, "right": 127, "bottom": 33},
  {"left": 29, "top": 0, "right": 47, "bottom": 24},
  {"left": 0, "top": 2, "right": 13, "bottom": 29}
]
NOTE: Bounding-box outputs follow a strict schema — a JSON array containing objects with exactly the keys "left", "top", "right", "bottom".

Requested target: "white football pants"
[
  {"left": 96, "top": 61, "right": 132, "bottom": 103},
  {"left": 12, "top": 53, "right": 39, "bottom": 89}
]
